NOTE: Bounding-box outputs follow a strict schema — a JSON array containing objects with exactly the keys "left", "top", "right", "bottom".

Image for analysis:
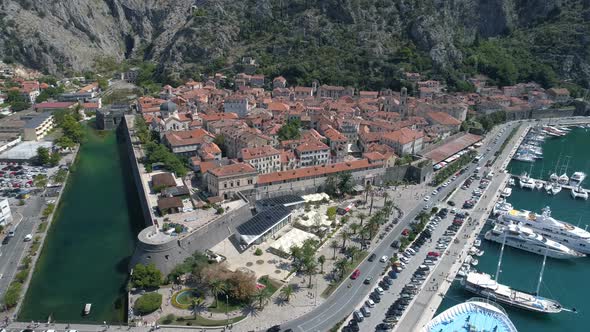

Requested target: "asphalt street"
[
  {"left": 0, "top": 196, "right": 44, "bottom": 301},
  {"left": 280, "top": 124, "right": 516, "bottom": 332}
]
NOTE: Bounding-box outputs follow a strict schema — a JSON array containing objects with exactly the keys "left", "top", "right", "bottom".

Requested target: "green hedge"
[{"left": 135, "top": 292, "right": 162, "bottom": 314}]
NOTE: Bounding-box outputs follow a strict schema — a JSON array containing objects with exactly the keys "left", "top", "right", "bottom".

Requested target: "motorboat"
[
  {"left": 571, "top": 186, "right": 589, "bottom": 200},
  {"left": 520, "top": 176, "right": 536, "bottom": 190},
  {"left": 84, "top": 303, "right": 92, "bottom": 315},
  {"left": 508, "top": 178, "right": 515, "bottom": 186},
  {"left": 549, "top": 173, "right": 559, "bottom": 182},
  {"left": 513, "top": 153, "right": 536, "bottom": 162},
  {"left": 471, "top": 259, "right": 479, "bottom": 266},
  {"left": 544, "top": 182, "right": 552, "bottom": 192},
  {"left": 485, "top": 224, "right": 585, "bottom": 259},
  {"left": 474, "top": 238, "right": 482, "bottom": 247},
  {"left": 570, "top": 171, "right": 586, "bottom": 184},
  {"left": 501, "top": 188, "right": 512, "bottom": 197},
  {"left": 498, "top": 206, "right": 590, "bottom": 254},
  {"left": 535, "top": 181, "right": 543, "bottom": 190}
]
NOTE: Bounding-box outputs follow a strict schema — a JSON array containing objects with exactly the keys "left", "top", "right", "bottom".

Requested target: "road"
[
  {"left": 281, "top": 123, "right": 517, "bottom": 332},
  {"left": 0, "top": 196, "right": 44, "bottom": 299}
]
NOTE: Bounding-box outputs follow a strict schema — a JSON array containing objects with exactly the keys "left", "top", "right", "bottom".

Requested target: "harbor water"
[
  {"left": 436, "top": 127, "right": 590, "bottom": 331},
  {"left": 19, "top": 126, "right": 143, "bottom": 323}
]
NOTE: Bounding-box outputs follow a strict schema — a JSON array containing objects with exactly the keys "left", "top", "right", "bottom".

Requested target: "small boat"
[
  {"left": 571, "top": 186, "right": 589, "bottom": 200},
  {"left": 471, "top": 259, "right": 479, "bottom": 266},
  {"left": 476, "top": 250, "right": 484, "bottom": 257},
  {"left": 544, "top": 182, "right": 552, "bottom": 193},
  {"left": 83, "top": 303, "right": 92, "bottom": 315},
  {"left": 558, "top": 173, "right": 569, "bottom": 185},
  {"left": 535, "top": 181, "right": 543, "bottom": 190},
  {"left": 549, "top": 173, "right": 559, "bottom": 182},
  {"left": 474, "top": 238, "right": 482, "bottom": 247},
  {"left": 501, "top": 187, "right": 512, "bottom": 197},
  {"left": 551, "top": 183, "right": 562, "bottom": 195},
  {"left": 508, "top": 178, "right": 515, "bottom": 186}
]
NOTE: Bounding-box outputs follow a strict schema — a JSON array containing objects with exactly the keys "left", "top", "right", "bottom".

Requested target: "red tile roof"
[
  {"left": 381, "top": 128, "right": 424, "bottom": 145},
  {"left": 164, "top": 128, "right": 213, "bottom": 147},
  {"left": 422, "top": 133, "right": 482, "bottom": 163},
  {"left": 208, "top": 163, "right": 256, "bottom": 177},
  {"left": 426, "top": 111, "right": 461, "bottom": 126},
  {"left": 258, "top": 159, "right": 382, "bottom": 184},
  {"left": 241, "top": 146, "right": 280, "bottom": 160}
]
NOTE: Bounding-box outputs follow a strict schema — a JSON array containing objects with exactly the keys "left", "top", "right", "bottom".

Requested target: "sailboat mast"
[
  {"left": 495, "top": 229, "right": 507, "bottom": 282},
  {"left": 536, "top": 245, "right": 549, "bottom": 296}
]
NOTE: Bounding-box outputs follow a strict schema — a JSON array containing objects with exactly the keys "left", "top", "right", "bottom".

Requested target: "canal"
[{"left": 19, "top": 125, "right": 144, "bottom": 323}]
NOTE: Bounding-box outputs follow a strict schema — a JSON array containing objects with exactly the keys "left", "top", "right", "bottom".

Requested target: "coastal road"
[
  {"left": 0, "top": 196, "right": 44, "bottom": 299},
  {"left": 280, "top": 124, "right": 517, "bottom": 332}
]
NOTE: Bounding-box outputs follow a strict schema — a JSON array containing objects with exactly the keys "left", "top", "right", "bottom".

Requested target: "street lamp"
[{"left": 225, "top": 294, "right": 229, "bottom": 328}]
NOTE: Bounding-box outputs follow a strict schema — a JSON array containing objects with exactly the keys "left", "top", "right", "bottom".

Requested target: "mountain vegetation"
[{"left": 0, "top": 0, "right": 588, "bottom": 93}]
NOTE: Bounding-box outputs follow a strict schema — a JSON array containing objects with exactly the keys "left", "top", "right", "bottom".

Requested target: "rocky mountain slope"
[{"left": 0, "top": 0, "right": 588, "bottom": 89}]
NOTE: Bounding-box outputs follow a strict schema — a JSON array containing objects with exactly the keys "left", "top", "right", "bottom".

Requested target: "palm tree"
[
  {"left": 304, "top": 260, "right": 318, "bottom": 288},
  {"left": 335, "top": 258, "right": 348, "bottom": 279},
  {"left": 340, "top": 231, "right": 350, "bottom": 248},
  {"left": 357, "top": 212, "right": 367, "bottom": 227},
  {"left": 360, "top": 226, "right": 370, "bottom": 242},
  {"left": 348, "top": 246, "right": 361, "bottom": 263},
  {"left": 364, "top": 182, "right": 372, "bottom": 203},
  {"left": 383, "top": 191, "right": 390, "bottom": 207},
  {"left": 330, "top": 240, "right": 339, "bottom": 260},
  {"left": 191, "top": 298, "right": 199, "bottom": 319},
  {"left": 280, "top": 284, "right": 295, "bottom": 302},
  {"left": 209, "top": 279, "right": 226, "bottom": 308},
  {"left": 253, "top": 288, "right": 271, "bottom": 309},
  {"left": 369, "top": 190, "right": 375, "bottom": 215},
  {"left": 318, "top": 255, "right": 326, "bottom": 274},
  {"left": 367, "top": 218, "right": 379, "bottom": 239},
  {"left": 349, "top": 222, "right": 360, "bottom": 235}
]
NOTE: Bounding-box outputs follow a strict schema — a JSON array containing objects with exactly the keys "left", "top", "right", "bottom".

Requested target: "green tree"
[
  {"left": 357, "top": 212, "right": 367, "bottom": 227},
  {"left": 335, "top": 258, "right": 348, "bottom": 279},
  {"left": 280, "top": 284, "right": 295, "bottom": 302},
  {"left": 131, "top": 263, "right": 162, "bottom": 289},
  {"left": 52, "top": 169, "right": 68, "bottom": 183},
  {"left": 318, "top": 255, "right": 326, "bottom": 274},
  {"left": 49, "top": 152, "right": 61, "bottom": 167},
  {"left": 349, "top": 222, "right": 360, "bottom": 235},
  {"left": 338, "top": 172, "right": 353, "bottom": 196},
  {"left": 277, "top": 119, "right": 301, "bottom": 141},
  {"left": 55, "top": 136, "right": 75, "bottom": 149},
  {"left": 36, "top": 147, "right": 50, "bottom": 165},
  {"left": 33, "top": 174, "right": 48, "bottom": 188},
  {"left": 134, "top": 292, "right": 162, "bottom": 314},
  {"left": 253, "top": 287, "right": 271, "bottom": 309},
  {"left": 324, "top": 174, "right": 339, "bottom": 197},
  {"left": 340, "top": 231, "right": 350, "bottom": 248},
  {"left": 330, "top": 240, "right": 339, "bottom": 260},
  {"left": 209, "top": 279, "right": 227, "bottom": 308},
  {"left": 347, "top": 246, "right": 361, "bottom": 263}
]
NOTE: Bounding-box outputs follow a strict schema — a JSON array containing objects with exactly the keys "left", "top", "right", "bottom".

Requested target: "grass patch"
[
  {"left": 258, "top": 275, "right": 281, "bottom": 295},
  {"left": 321, "top": 251, "right": 368, "bottom": 298},
  {"left": 159, "top": 314, "right": 245, "bottom": 327},
  {"left": 207, "top": 296, "right": 244, "bottom": 313},
  {"left": 36, "top": 222, "right": 47, "bottom": 233}
]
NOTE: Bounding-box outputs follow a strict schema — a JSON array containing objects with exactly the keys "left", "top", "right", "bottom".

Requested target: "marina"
[{"left": 437, "top": 125, "right": 590, "bottom": 332}]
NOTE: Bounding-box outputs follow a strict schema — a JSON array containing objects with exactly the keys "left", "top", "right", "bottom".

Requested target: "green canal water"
[
  {"left": 437, "top": 127, "right": 590, "bottom": 331},
  {"left": 19, "top": 125, "right": 143, "bottom": 323}
]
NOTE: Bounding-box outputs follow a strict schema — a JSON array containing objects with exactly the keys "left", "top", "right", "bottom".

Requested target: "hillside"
[{"left": 0, "top": 0, "right": 588, "bottom": 91}]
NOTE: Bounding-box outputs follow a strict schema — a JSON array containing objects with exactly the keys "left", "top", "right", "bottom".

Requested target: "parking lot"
[{"left": 0, "top": 162, "right": 61, "bottom": 199}]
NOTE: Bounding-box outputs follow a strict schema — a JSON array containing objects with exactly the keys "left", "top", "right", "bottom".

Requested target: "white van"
[{"left": 406, "top": 248, "right": 416, "bottom": 256}]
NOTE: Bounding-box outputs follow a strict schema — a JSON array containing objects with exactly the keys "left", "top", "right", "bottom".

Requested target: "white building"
[
  {"left": 295, "top": 140, "right": 330, "bottom": 167},
  {"left": 240, "top": 146, "right": 281, "bottom": 174},
  {"left": 0, "top": 198, "right": 12, "bottom": 226}
]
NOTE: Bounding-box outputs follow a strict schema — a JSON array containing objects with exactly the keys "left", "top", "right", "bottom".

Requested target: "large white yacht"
[
  {"left": 421, "top": 298, "right": 518, "bottom": 332},
  {"left": 484, "top": 224, "right": 585, "bottom": 259},
  {"left": 461, "top": 272, "right": 562, "bottom": 314},
  {"left": 498, "top": 206, "right": 590, "bottom": 254}
]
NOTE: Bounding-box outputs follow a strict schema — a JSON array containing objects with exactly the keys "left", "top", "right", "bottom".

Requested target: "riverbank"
[{"left": 18, "top": 125, "right": 144, "bottom": 324}]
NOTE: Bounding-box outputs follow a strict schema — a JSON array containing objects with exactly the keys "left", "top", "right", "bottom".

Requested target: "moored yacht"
[
  {"left": 570, "top": 171, "right": 586, "bottom": 184},
  {"left": 461, "top": 272, "right": 562, "bottom": 314},
  {"left": 493, "top": 200, "right": 513, "bottom": 216},
  {"left": 484, "top": 224, "right": 585, "bottom": 259},
  {"left": 558, "top": 173, "right": 569, "bottom": 185},
  {"left": 501, "top": 187, "right": 512, "bottom": 197},
  {"left": 498, "top": 206, "right": 590, "bottom": 254}
]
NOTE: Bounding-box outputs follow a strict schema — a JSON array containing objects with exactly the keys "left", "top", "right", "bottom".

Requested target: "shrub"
[
  {"left": 134, "top": 292, "right": 162, "bottom": 314},
  {"left": 3, "top": 282, "right": 22, "bottom": 308},
  {"left": 163, "top": 314, "right": 176, "bottom": 324},
  {"left": 254, "top": 248, "right": 263, "bottom": 256},
  {"left": 14, "top": 269, "right": 29, "bottom": 283}
]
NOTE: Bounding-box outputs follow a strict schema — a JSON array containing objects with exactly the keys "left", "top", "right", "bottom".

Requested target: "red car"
[
  {"left": 351, "top": 269, "right": 361, "bottom": 279},
  {"left": 402, "top": 229, "right": 410, "bottom": 236},
  {"left": 427, "top": 251, "right": 441, "bottom": 257}
]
